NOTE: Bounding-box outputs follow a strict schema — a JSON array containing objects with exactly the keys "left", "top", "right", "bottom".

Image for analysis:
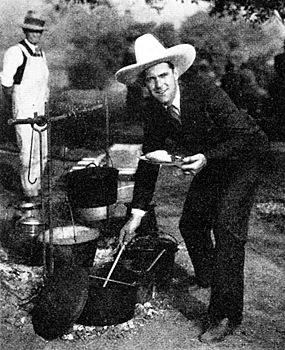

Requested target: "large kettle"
[{"left": 66, "top": 165, "right": 119, "bottom": 208}]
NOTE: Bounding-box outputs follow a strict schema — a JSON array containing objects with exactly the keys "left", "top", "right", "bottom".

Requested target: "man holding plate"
[{"left": 115, "top": 34, "right": 269, "bottom": 344}]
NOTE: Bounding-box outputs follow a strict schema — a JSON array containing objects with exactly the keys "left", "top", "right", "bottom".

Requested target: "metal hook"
[{"left": 28, "top": 126, "right": 37, "bottom": 185}]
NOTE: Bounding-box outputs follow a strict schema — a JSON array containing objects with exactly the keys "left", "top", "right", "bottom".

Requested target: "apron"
[{"left": 13, "top": 44, "right": 49, "bottom": 198}]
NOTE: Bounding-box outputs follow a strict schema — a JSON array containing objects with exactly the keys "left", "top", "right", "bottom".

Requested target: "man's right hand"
[{"left": 119, "top": 213, "right": 143, "bottom": 246}]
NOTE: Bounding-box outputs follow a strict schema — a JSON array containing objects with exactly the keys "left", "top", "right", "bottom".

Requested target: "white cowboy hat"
[
  {"left": 115, "top": 33, "right": 196, "bottom": 85},
  {"left": 21, "top": 10, "right": 47, "bottom": 31}
]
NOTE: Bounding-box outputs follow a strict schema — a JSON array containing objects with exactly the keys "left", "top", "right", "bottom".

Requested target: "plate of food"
[{"left": 140, "top": 150, "right": 183, "bottom": 167}]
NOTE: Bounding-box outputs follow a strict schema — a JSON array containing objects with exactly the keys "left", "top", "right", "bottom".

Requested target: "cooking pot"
[
  {"left": 32, "top": 265, "right": 90, "bottom": 341},
  {"left": 37, "top": 225, "right": 100, "bottom": 269},
  {"left": 32, "top": 263, "right": 138, "bottom": 340},
  {"left": 13, "top": 216, "right": 46, "bottom": 266},
  {"left": 77, "top": 262, "right": 138, "bottom": 326},
  {"left": 74, "top": 206, "right": 110, "bottom": 226},
  {"left": 66, "top": 164, "right": 119, "bottom": 208},
  {"left": 123, "top": 234, "right": 179, "bottom": 288},
  {"left": 16, "top": 201, "right": 41, "bottom": 218},
  {"left": 18, "top": 216, "right": 45, "bottom": 238}
]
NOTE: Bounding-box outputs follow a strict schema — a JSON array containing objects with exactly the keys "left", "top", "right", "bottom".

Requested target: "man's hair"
[{"left": 138, "top": 61, "right": 175, "bottom": 85}]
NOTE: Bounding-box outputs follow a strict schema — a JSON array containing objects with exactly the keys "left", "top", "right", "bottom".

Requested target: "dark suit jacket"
[{"left": 131, "top": 72, "right": 269, "bottom": 211}]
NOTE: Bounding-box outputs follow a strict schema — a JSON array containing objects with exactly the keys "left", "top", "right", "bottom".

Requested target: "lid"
[{"left": 31, "top": 265, "right": 89, "bottom": 340}]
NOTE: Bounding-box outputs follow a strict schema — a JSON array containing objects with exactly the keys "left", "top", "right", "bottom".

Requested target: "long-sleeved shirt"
[{"left": 0, "top": 39, "right": 45, "bottom": 87}]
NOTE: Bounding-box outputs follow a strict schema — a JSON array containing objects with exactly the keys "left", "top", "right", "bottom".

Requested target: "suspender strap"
[
  {"left": 13, "top": 40, "right": 33, "bottom": 85},
  {"left": 19, "top": 40, "right": 34, "bottom": 56}
]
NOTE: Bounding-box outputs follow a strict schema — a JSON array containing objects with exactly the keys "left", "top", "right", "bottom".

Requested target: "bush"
[
  {"left": 58, "top": 5, "right": 127, "bottom": 89},
  {"left": 63, "top": 9, "right": 159, "bottom": 90},
  {"left": 152, "top": 22, "right": 179, "bottom": 47},
  {"left": 2, "top": 1, "right": 285, "bottom": 140},
  {"left": 0, "top": 0, "right": 58, "bottom": 50},
  {"left": 179, "top": 11, "right": 283, "bottom": 81}
]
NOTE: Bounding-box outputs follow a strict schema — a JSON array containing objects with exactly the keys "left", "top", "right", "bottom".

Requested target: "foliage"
[
  {"left": 208, "top": 0, "right": 285, "bottom": 23},
  {"left": 0, "top": 0, "right": 71, "bottom": 50},
  {"left": 152, "top": 23, "right": 180, "bottom": 46},
  {"left": 1, "top": 0, "right": 284, "bottom": 91},
  {"left": 0, "top": 0, "right": 52, "bottom": 48},
  {"left": 179, "top": 11, "right": 283, "bottom": 79},
  {"left": 51, "top": 4, "right": 128, "bottom": 89},
  {"left": 143, "top": 0, "right": 285, "bottom": 23},
  {"left": 58, "top": 2, "right": 167, "bottom": 89},
  {"left": 54, "top": 0, "right": 285, "bottom": 23}
]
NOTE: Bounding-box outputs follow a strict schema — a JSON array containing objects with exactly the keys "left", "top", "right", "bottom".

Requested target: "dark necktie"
[
  {"left": 34, "top": 47, "right": 42, "bottom": 57},
  {"left": 168, "top": 105, "right": 182, "bottom": 125}
]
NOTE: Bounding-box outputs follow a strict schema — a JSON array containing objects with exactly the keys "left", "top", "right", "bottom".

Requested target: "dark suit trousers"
[{"left": 179, "top": 158, "right": 260, "bottom": 324}]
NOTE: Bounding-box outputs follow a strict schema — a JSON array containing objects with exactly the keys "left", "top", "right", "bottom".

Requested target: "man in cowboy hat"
[
  {"left": 116, "top": 34, "right": 269, "bottom": 343},
  {"left": 0, "top": 10, "right": 49, "bottom": 203}
]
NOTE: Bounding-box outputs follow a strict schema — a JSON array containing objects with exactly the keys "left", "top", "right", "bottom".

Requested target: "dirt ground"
[{"left": 1, "top": 142, "right": 285, "bottom": 350}]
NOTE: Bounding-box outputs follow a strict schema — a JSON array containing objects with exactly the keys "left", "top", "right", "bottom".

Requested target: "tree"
[
  {"left": 143, "top": 0, "right": 285, "bottom": 22},
  {"left": 209, "top": 0, "right": 285, "bottom": 22}
]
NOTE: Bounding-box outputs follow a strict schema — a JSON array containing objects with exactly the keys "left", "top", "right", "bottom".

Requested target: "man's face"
[
  {"left": 144, "top": 62, "right": 178, "bottom": 106},
  {"left": 25, "top": 30, "right": 43, "bottom": 45}
]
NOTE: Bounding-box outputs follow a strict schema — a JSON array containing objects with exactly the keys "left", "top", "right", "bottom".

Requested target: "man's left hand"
[{"left": 181, "top": 153, "right": 207, "bottom": 176}]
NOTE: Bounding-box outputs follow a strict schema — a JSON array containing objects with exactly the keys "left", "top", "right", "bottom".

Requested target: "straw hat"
[
  {"left": 116, "top": 33, "right": 196, "bottom": 85},
  {"left": 21, "top": 10, "right": 47, "bottom": 31}
]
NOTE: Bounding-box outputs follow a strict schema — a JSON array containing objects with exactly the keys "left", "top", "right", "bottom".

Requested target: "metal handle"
[
  {"left": 86, "top": 162, "right": 98, "bottom": 168},
  {"left": 146, "top": 248, "right": 166, "bottom": 272},
  {"left": 7, "top": 103, "right": 103, "bottom": 126},
  {"left": 8, "top": 115, "right": 47, "bottom": 126},
  {"left": 28, "top": 127, "right": 37, "bottom": 185},
  {"left": 103, "top": 244, "right": 126, "bottom": 288},
  {"left": 90, "top": 275, "right": 136, "bottom": 287}
]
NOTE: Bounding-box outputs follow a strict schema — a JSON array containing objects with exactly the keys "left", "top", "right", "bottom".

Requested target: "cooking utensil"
[
  {"left": 18, "top": 216, "right": 45, "bottom": 238},
  {"left": 77, "top": 262, "right": 138, "bottom": 326},
  {"left": 124, "top": 234, "right": 179, "bottom": 288},
  {"left": 145, "top": 248, "right": 166, "bottom": 272},
  {"left": 90, "top": 275, "right": 136, "bottom": 287},
  {"left": 66, "top": 165, "right": 119, "bottom": 208},
  {"left": 32, "top": 265, "right": 89, "bottom": 340},
  {"left": 103, "top": 243, "right": 126, "bottom": 287}
]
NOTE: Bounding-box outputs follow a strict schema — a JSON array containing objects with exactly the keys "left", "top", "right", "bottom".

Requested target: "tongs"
[
  {"left": 103, "top": 243, "right": 126, "bottom": 287},
  {"left": 101, "top": 245, "right": 167, "bottom": 287}
]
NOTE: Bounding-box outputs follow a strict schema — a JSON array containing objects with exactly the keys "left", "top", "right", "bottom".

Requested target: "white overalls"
[{"left": 13, "top": 43, "right": 49, "bottom": 198}]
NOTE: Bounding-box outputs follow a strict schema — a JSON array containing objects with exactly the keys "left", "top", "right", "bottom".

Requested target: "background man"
[
  {"left": 0, "top": 10, "right": 49, "bottom": 203},
  {"left": 115, "top": 34, "right": 269, "bottom": 344}
]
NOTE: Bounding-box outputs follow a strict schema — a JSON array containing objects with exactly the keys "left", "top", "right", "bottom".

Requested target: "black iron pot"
[
  {"left": 31, "top": 266, "right": 89, "bottom": 341},
  {"left": 77, "top": 262, "right": 138, "bottom": 326},
  {"left": 123, "top": 234, "right": 179, "bottom": 288},
  {"left": 67, "top": 165, "right": 119, "bottom": 208},
  {"left": 31, "top": 262, "right": 138, "bottom": 340}
]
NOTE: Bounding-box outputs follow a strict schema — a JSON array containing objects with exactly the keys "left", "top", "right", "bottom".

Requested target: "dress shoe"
[
  {"left": 188, "top": 276, "right": 210, "bottom": 292},
  {"left": 199, "top": 318, "right": 237, "bottom": 344}
]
